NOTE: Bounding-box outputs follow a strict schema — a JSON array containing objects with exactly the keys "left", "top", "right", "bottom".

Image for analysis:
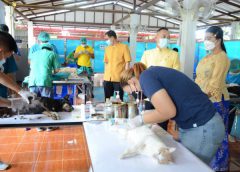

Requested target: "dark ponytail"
[{"left": 206, "top": 26, "right": 227, "bottom": 53}]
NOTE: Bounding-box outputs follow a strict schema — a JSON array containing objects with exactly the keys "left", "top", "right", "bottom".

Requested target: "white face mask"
[
  {"left": 0, "top": 51, "right": 6, "bottom": 67},
  {"left": 204, "top": 40, "right": 216, "bottom": 51},
  {"left": 106, "top": 40, "right": 112, "bottom": 46},
  {"left": 158, "top": 38, "right": 169, "bottom": 48},
  {"left": 0, "top": 58, "right": 6, "bottom": 72}
]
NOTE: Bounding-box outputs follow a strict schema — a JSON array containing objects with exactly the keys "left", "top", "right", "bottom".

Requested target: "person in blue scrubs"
[{"left": 120, "top": 62, "right": 225, "bottom": 166}]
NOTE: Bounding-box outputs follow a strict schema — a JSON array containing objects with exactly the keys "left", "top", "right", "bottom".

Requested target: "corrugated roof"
[{"left": 2, "top": 0, "right": 240, "bottom": 31}]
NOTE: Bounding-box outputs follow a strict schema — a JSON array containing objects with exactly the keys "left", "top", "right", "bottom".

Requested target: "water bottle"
[
  {"left": 85, "top": 101, "right": 92, "bottom": 119},
  {"left": 123, "top": 92, "right": 129, "bottom": 103},
  {"left": 104, "top": 98, "right": 113, "bottom": 119}
]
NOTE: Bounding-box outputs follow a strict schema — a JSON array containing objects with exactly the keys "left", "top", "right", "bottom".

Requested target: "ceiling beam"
[
  {"left": 1, "top": 0, "right": 29, "bottom": 21},
  {"left": 219, "top": 0, "right": 240, "bottom": 8},
  {"left": 197, "top": 21, "right": 232, "bottom": 29},
  {"left": 15, "top": 3, "right": 165, "bottom": 20},
  {"left": 18, "top": 0, "right": 105, "bottom": 13},
  {"left": 31, "top": 19, "right": 179, "bottom": 30},
  {"left": 215, "top": 9, "right": 239, "bottom": 19},
  {"left": 114, "top": 0, "right": 161, "bottom": 24},
  {"left": 209, "top": 17, "right": 238, "bottom": 21},
  {"left": 135, "top": 0, "right": 182, "bottom": 26},
  {"left": 136, "top": 0, "right": 161, "bottom": 12},
  {"left": 20, "top": 0, "right": 35, "bottom": 16},
  {"left": 14, "top": 2, "right": 112, "bottom": 10},
  {"left": 14, "top": 3, "right": 162, "bottom": 16},
  {"left": 114, "top": 14, "right": 131, "bottom": 25},
  {"left": 212, "top": 0, "right": 240, "bottom": 19}
]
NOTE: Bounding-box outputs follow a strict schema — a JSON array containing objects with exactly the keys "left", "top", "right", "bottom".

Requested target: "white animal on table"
[{"left": 120, "top": 125, "right": 175, "bottom": 164}]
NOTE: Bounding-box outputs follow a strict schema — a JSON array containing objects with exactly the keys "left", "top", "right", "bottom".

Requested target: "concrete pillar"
[
  {"left": 179, "top": 9, "right": 197, "bottom": 79},
  {"left": 5, "top": 6, "right": 14, "bottom": 37},
  {"left": 129, "top": 14, "right": 140, "bottom": 63},
  {"left": 28, "top": 21, "right": 34, "bottom": 48},
  {"left": 231, "top": 21, "right": 240, "bottom": 40},
  {"left": 0, "top": 1, "right": 5, "bottom": 24}
]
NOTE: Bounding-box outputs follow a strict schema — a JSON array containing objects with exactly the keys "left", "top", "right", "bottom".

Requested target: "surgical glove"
[
  {"left": 78, "top": 51, "right": 84, "bottom": 56},
  {"left": 128, "top": 115, "right": 144, "bottom": 129},
  {"left": 10, "top": 98, "right": 26, "bottom": 112},
  {"left": 84, "top": 50, "right": 90, "bottom": 55},
  {"left": 18, "top": 90, "right": 36, "bottom": 104}
]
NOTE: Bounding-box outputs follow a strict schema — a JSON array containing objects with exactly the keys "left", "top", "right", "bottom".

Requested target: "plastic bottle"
[
  {"left": 85, "top": 101, "right": 92, "bottom": 119},
  {"left": 104, "top": 98, "right": 113, "bottom": 119},
  {"left": 123, "top": 92, "right": 129, "bottom": 103},
  {"left": 115, "top": 91, "right": 121, "bottom": 102}
]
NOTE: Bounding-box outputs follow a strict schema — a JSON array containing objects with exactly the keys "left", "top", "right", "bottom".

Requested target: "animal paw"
[{"left": 43, "top": 111, "right": 60, "bottom": 120}]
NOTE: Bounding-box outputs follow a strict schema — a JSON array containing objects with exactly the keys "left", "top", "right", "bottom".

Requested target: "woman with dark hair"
[
  {"left": 195, "top": 26, "right": 230, "bottom": 171},
  {"left": 120, "top": 62, "right": 225, "bottom": 166}
]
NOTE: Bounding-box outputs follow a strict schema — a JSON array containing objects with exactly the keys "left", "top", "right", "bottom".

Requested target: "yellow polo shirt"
[
  {"left": 103, "top": 43, "right": 131, "bottom": 82},
  {"left": 75, "top": 45, "right": 94, "bottom": 67},
  {"left": 141, "top": 48, "right": 180, "bottom": 70}
]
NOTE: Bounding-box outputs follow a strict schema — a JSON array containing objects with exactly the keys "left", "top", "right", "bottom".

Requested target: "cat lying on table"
[
  {"left": 119, "top": 125, "right": 175, "bottom": 164},
  {"left": 13, "top": 95, "right": 74, "bottom": 120}
]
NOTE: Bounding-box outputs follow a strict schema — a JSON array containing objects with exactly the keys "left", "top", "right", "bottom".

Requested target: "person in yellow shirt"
[
  {"left": 141, "top": 27, "right": 180, "bottom": 132},
  {"left": 195, "top": 26, "right": 230, "bottom": 171},
  {"left": 74, "top": 37, "right": 94, "bottom": 68},
  {"left": 103, "top": 30, "right": 131, "bottom": 100},
  {"left": 141, "top": 27, "right": 180, "bottom": 70}
]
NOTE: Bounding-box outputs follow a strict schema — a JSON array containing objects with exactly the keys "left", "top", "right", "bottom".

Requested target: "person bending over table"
[
  {"left": 120, "top": 62, "right": 225, "bottom": 165},
  {"left": 0, "top": 31, "right": 35, "bottom": 171}
]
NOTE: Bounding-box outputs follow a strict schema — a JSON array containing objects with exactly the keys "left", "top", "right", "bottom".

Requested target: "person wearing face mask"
[
  {"left": 103, "top": 30, "right": 131, "bottom": 100},
  {"left": 28, "top": 41, "right": 60, "bottom": 132},
  {"left": 120, "top": 62, "right": 225, "bottom": 166},
  {"left": 0, "top": 31, "right": 35, "bottom": 106},
  {"left": 141, "top": 27, "right": 180, "bottom": 70},
  {"left": 74, "top": 37, "right": 94, "bottom": 69},
  {"left": 28, "top": 31, "right": 59, "bottom": 64},
  {"left": 141, "top": 27, "right": 180, "bottom": 132},
  {"left": 0, "top": 24, "right": 19, "bottom": 99},
  {"left": 195, "top": 26, "right": 230, "bottom": 172}
]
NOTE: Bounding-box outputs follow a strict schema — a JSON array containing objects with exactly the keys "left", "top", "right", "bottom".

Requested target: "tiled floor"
[{"left": 0, "top": 126, "right": 91, "bottom": 172}]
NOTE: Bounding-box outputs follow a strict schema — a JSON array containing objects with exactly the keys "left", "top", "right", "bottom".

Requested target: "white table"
[
  {"left": 83, "top": 122, "right": 214, "bottom": 172},
  {"left": 0, "top": 105, "right": 100, "bottom": 128}
]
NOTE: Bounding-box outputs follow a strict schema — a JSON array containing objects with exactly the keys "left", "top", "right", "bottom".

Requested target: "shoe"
[
  {"left": 25, "top": 128, "right": 31, "bottom": 131},
  {"left": 0, "top": 161, "right": 9, "bottom": 170},
  {"left": 36, "top": 127, "right": 46, "bottom": 132},
  {"left": 46, "top": 127, "right": 59, "bottom": 132}
]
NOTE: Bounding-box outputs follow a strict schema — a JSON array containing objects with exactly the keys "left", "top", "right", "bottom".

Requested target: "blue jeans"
[
  {"left": 179, "top": 113, "right": 225, "bottom": 165},
  {"left": 29, "top": 86, "right": 53, "bottom": 98}
]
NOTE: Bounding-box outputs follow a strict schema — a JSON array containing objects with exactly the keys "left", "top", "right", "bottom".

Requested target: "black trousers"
[{"left": 103, "top": 81, "right": 123, "bottom": 101}]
